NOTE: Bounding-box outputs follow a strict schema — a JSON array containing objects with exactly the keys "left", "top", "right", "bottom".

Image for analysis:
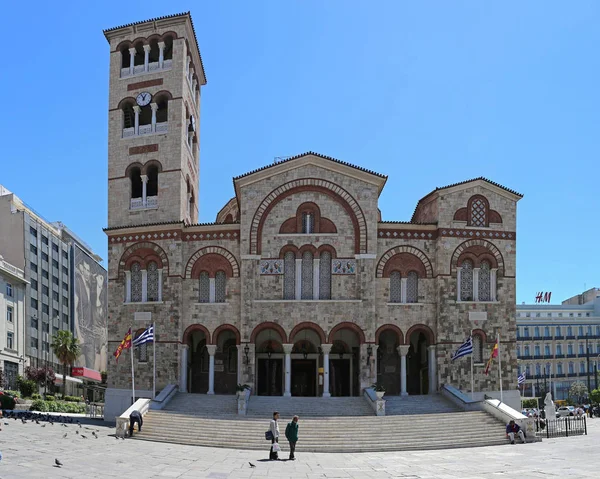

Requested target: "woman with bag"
[{"left": 269, "top": 411, "right": 280, "bottom": 460}]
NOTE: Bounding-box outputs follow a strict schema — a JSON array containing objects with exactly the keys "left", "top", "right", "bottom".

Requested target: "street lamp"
[
  {"left": 243, "top": 344, "right": 250, "bottom": 365},
  {"left": 366, "top": 345, "right": 373, "bottom": 366}
]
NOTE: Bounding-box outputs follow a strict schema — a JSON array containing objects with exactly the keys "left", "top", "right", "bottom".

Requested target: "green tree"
[
  {"left": 589, "top": 388, "right": 600, "bottom": 405},
  {"left": 50, "top": 330, "right": 81, "bottom": 398},
  {"left": 568, "top": 381, "right": 588, "bottom": 405}
]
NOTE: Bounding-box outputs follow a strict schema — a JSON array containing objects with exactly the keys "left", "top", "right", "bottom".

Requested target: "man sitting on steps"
[{"left": 506, "top": 420, "right": 525, "bottom": 444}]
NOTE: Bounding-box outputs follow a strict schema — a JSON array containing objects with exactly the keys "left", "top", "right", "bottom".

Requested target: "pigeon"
[
  {"left": 92, "top": 432, "right": 98, "bottom": 439},
  {"left": 63, "top": 433, "right": 67, "bottom": 438},
  {"left": 35, "top": 420, "right": 40, "bottom": 425},
  {"left": 75, "top": 430, "right": 79, "bottom": 435},
  {"left": 55, "top": 459, "right": 63, "bottom": 467},
  {"left": 249, "top": 462, "right": 256, "bottom": 468},
  {"left": 3, "top": 422, "right": 8, "bottom": 426},
  {"left": 41, "top": 424, "right": 46, "bottom": 428},
  {"left": 81, "top": 435, "right": 87, "bottom": 439},
  {"left": 62, "top": 423, "right": 67, "bottom": 428},
  {"left": 77, "top": 421, "right": 81, "bottom": 428}
]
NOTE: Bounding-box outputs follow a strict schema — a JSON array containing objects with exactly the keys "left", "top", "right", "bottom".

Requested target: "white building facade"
[{"left": 516, "top": 288, "right": 600, "bottom": 400}]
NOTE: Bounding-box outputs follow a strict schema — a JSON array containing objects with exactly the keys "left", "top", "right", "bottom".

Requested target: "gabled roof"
[
  {"left": 103, "top": 12, "right": 206, "bottom": 84},
  {"left": 233, "top": 151, "right": 387, "bottom": 181},
  {"left": 410, "top": 177, "right": 523, "bottom": 222}
]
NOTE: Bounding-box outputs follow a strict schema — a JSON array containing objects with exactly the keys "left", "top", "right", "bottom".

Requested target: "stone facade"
[{"left": 103, "top": 13, "right": 522, "bottom": 417}]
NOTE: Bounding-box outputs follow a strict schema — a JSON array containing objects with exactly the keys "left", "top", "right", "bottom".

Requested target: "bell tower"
[{"left": 103, "top": 12, "right": 205, "bottom": 228}]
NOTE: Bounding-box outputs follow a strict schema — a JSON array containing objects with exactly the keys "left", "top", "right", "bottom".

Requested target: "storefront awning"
[
  {"left": 54, "top": 375, "right": 84, "bottom": 385},
  {"left": 71, "top": 367, "right": 102, "bottom": 382}
]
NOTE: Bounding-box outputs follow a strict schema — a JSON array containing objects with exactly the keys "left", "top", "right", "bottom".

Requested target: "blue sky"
[{"left": 1, "top": 1, "right": 598, "bottom": 304}]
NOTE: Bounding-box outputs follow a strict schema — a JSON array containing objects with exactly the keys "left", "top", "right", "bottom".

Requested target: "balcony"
[
  {"left": 555, "top": 335, "right": 564, "bottom": 340},
  {"left": 555, "top": 354, "right": 565, "bottom": 359},
  {"left": 566, "top": 335, "right": 576, "bottom": 339},
  {"left": 543, "top": 336, "right": 553, "bottom": 341},
  {"left": 566, "top": 354, "right": 577, "bottom": 358},
  {"left": 130, "top": 196, "right": 158, "bottom": 210},
  {"left": 520, "top": 355, "right": 533, "bottom": 360},
  {"left": 122, "top": 122, "right": 168, "bottom": 139},
  {"left": 120, "top": 59, "right": 173, "bottom": 79},
  {"left": 555, "top": 374, "right": 566, "bottom": 378}
]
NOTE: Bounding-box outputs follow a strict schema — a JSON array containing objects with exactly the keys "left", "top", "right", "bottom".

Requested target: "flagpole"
[
  {"left": 153, "top": 322, "right": 156, "bottom": 399},
  {"left": 131, "top": 325, "right": 136, "bottom": 406},
  {"left": 470, "top": 330, "right": 474, "bottom": 400},
  {"left": 497, "top": 332, "right": 503, "bottom": 403}
]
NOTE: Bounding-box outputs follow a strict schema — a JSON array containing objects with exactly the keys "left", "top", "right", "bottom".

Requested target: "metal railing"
[{"left": 544, "top": 416, "right": 587, "bottom": 438}]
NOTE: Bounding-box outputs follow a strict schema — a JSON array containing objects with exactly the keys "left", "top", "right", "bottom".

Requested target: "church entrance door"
[
  {"left": 257, "top": 358, "right": 283, "bottom": 396},
  {"left": 329, "top": 359, "right": 351, "bottom": 396},
  {"left": 407, "top": 331, "right": 429, "bottom": 395},
  {"left": 291, "top": 359, "right": 316, "bottom": 396}
]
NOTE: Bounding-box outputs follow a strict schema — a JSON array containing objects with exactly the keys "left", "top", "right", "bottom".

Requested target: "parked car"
[{"left": 556, "top": 406, "right": 575, "bottom": 418}]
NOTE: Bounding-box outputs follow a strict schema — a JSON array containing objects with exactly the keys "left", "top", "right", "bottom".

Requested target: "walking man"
[
  {"left": 269, "top": 411, "right": 280, "bottom": 460},
  {"left": 506, "top": 420, "right": 525, "bottom": 444},
  {"left": 285, "top": 415, "right": 299, "bottom": 460},
  {"left": 128, "top": 410, "right": 143, "bottom": 437}
]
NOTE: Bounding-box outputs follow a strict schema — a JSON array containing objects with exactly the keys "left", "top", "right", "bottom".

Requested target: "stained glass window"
[
  {"left": 130, "top": 262, "right": 142, "bottom": 302},
  {"left": 215, "top": 271, "right": 226, "bottom": 303},
  {"left": 478, "top": 261, "right": 491, "bottom": 301},
  {"left": 406, "top": 271, "right": 418, "bottom": 303},
  {"left": 199, "top": 271, "right": 210, "bottom": 303},
  {"left": 283, "top": 252, "right": 295, "bottom": 299},
  {"left": 460, "top": 260, "right": 473, "bottom": 301},
  {"left": 470, "top": 198, "right": 486, "bottom": 227},
  {"left": 301, "top": 251, "right": 313, "bottom": 299},
  {"left": 147, "top": 261, "right": 159, "bottom": 302},
  {"left": 389, "top": 271, "right": 401, "bottom": 303},
  {"left": 473, "top": 335, "right": 483, "bottom": 363},
  {"left": 319, "top": 251, "right": 332, "bottom": 300}
]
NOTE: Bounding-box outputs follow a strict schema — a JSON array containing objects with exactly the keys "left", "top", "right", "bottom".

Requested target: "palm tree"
[{"left": 51, "top": 330, "right": 81, "bottom": 398}]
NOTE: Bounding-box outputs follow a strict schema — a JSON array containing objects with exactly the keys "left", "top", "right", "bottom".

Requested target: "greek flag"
[
  {"left": 451, "top": 336, "right": 473, "bottom": 361},
  {"left": 518, "top": 372, "right": 526, "bottom": 385},
  {"left": 133, "top": 325, "right": 154, "bottom": 346}
]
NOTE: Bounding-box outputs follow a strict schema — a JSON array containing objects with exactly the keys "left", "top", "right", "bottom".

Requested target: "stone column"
[
  {"left": 473, "top": 268, "right": 480, "bottom": 302},
  {"left": 490, "top": 269, "right": 498, "bottom": 301},
  {"left": 209, "top": 278, "right": 216, "bottom": 303},
  {"left": 312, "top": 258, "right": 320, "bottom": 299},
  {"left": 370, "top": 344, "right": 379, "bottom": 386},
  {"left": 133, "top": 106, "right": 141, "bottom": 136},
  {"left": 295, "top": 259, "right": 302, "bottom": 300},
  {"left": 283, "top": 343, "right": 293, "bottom": 397},
  {"left": 143, "top": 44, "right": 151, "bottom": 72},
  {"left": 456, "top": 268, "right": 462, "bottom": 301},
  {"left": 397, "top": 345, "right": 410, "bottom": 396},
  {"left": 128, "top": 47, "right": 136, "bottom": 75},
  {"left": 125, "top": 271, "right": 131, "bottom": 302},
  {"left": 140, "top": 174, "right": 148, "bottom": 206},
  {"left": 428, "top": 345, "right": 437, "bottom": 393},
  {"left": 150, "top": 103, "right": 158, "bottom": 132},
  {"left": 401, "top": 278, "right": 408, "bottom": 303},
  {"left": 322, "top": 344, "right": 332, "bottom": 397},
  {"left": 158, "top": 41, "right": 165, "bottom": 68},
  {"left": 244, "top": 343, "right": 255, "bottom": 387},
  {"left": 179, "top": 344, "right": 189, "bottom": 393},
  {"left": 141, "top": 269, "right": 148, "bottom": 302},
  {"left": 206, "top": 345, "right": 217, "bottom": 394},
  {"left": 157, "top": 269, "right": 163, "bottom": 301}
]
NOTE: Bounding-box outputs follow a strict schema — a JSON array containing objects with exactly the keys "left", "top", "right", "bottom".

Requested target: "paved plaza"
[{"left": 0, "top": 417, "right": 597, "bottom": 478}]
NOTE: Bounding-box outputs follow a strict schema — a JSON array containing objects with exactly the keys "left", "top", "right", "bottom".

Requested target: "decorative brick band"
[
  {"left": 183, "top": 231, "right": 239, "bottom": 241},
  {"left": 129, "top": 144, "right": 159, "bottom": 155},
  {"left": 185, "top": 246, "right": 240, "bottom": 278},
  {"left": 377, "top": 228, "right": 515, "bottom": 241},
  {"left": 110, "top": 230, "right": 181, "bottom": 244},
  {"left": 127, "top": 78, "right": 164, "bottom": 91},
  {"left": 376, "top": 246, "right": 433, "bottom": 279}
]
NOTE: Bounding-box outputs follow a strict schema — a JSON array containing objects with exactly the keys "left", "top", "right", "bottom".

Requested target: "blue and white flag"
[
  {"left": 133, "top": 325, "right": 154, "bottom": 347},
  {"left": 518, "top": 372, "right": 526, "bottom": 385},
  {"left": 451, "top": 336, "right": 473, "bottom": 361}
]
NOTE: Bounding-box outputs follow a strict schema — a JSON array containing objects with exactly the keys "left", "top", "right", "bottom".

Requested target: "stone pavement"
[{"left": 0, "top": 417, "right": 597, "bottom": 478}]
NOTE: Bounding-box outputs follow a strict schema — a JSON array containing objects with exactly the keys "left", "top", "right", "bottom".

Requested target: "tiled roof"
[
  {"left": 233, "top": 151, "right": 387, "bottom": 181},
  {"left": 103, "top": 221, "right": 183, "bottom": 232},
  {"left": 103, "top": 11, "right": 206, "bottom": 83},
  {"left": 379, "top": 221, "right": 437, "bottom": 225},
  {"left": 410, "top": 177, "right": 523, "bottom": 222}
]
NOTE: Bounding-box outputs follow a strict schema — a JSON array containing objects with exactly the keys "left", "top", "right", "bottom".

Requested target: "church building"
[{"left": 103, "top": 13, "right": 522, "bottom": 417}]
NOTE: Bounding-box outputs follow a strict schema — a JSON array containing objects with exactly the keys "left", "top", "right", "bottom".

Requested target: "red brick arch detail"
[
  {"left": 317, "top": 245, "right": 337, "bottom": 258},
  {"left": 118, "top": 242, "right": 169, "bottom": 279},
  {"left": 118, "top": 97, "right": 137, "bottom": 109},
  {"left": 212, "top": 324, "right": 241, "bottom": 345},
  {"left": 375, "top": 324, "right": 404, "bottom": 345},
  {"left": 451, "top": 239, "right": 504, "bottom": 275},
  {"left": 124, "top": 252, "right": 163, "bottom": 270},
  {"left": 405, "top": 324, "right": 435, "bottom": 345},
  {"left": 250, "top": 322, "right": 288, "bottom": 344},
  {"left": 185, "top": 246, "right": 239, "bottom": 278},
  {"left": 250, "top": 179, "right": 367, "bottom": 255},
  {"left": 190, "top": 254, "right": 233, "bottom": 279},
  {"left": 183, "top": 324, "right": 211, "bottom": 345},
  {"left": 298, "top": 244, "right": 318, "bottom": 256},
  {"left": 289, "top": 322, "right": 327, "bottom": 344},
  {"left": 472, "top": 328, "right": 488, "bottom": 343},
  {"left": 376, "top": 246, "right": 433, "bottom": 278},
  {"left": 327, "top": 322, "right": 366, "bottom": 345},
  {"left": 279, "top": 245, "right": 299, "bottom": 259}
]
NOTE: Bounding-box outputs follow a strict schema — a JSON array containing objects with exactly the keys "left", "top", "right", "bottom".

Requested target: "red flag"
[
  {"left": 113, "top": 328, "right": 132, "bottom": 363},
  {"left": 484, "top": 340, "right": 499, "bottom": 375}
]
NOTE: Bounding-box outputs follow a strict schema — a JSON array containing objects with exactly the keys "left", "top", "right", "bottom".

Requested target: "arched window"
[
  {"left": 130, "top": 262, "right": 142, "bottom": 302},
  {"left": 319, "top": 251, "right": 332, "bottom": 300},
  {"left": 155, "top": 96, "right": 169, "bottom": 124},
  {"left": 135, "top": 330, "right": 148, "bottom": 362},
  {"left": 120, "top": 46, "right": 131, "bottom": 69},
  {"left": 139, "top": 105, "right": 152, "bottom": 127},
  {"left": 122, "top": 101, "right": 135, "bottom": 130},
  {"left": 473, "top": 334, "right": 483, "bottom": 363},
  {"left": 389, "top": 271, "right": 401, "bottom": 303},
  {"left": 133, "top": 42, "right": 145, "bottom": 66},
  {"left": 460, "top": 260, "right": 473, "bottom": 301},
  {"left": 147, "top": 165, "right": 159, "bottom": 197},
  {"left": 469, "top": 196, "right": 487, "bottom": 227},
  {"left": 148, "top": 39, "right": 160, "bottom": 64},
  {"left": 130, "top": 167, "right": 142, "bottom": 199},
  {"left": 163, "top": 36, "right": 174, "bottom": 60},
  {"left": 147, "top": 261, "right": 159, "bottom": 302},
  {"left": 301, "top": 250, "right": 313, "bottom": 299},
  {"left": 199, "top": 271, "right": 210, "bottom": 303},
  {"left": 406, "top": 271, "right": 418, "bottom": 303},
  {"left": 302, "top": 212, "right": 314, "bottom": 234},
  {"left": 283, "top": 251, "right": 295, "bottom": 300},
  {"left": 215, "top": 271, "right": 226, "bottom": 303},
  {"left": 478, "top": 261, "right": 491, "bottom": 301}
]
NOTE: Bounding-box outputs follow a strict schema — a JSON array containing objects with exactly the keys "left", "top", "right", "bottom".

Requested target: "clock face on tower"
[{"left": 136, "top": 92, "right": 152, "bottom": 107}]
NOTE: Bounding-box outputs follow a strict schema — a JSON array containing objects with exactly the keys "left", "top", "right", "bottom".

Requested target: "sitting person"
[{"left": 506, "top": 420, "right": 525, "bottom": 444}]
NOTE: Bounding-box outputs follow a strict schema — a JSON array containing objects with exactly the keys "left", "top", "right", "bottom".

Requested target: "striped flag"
[
  {"left": 451, "top": 336, "right": 473, "bottom": 361},
  {"left": 113, "top": 328, "right": 132, "bottom": 363},
  {"left": 484, "top": 339, "right": 499, "bottom": 375},
  {"left": 133, "top": 325, "right": 154, "bottom": 347},
  {"left": 518, "top": 372, "right": 526, "bottom": 385}
]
